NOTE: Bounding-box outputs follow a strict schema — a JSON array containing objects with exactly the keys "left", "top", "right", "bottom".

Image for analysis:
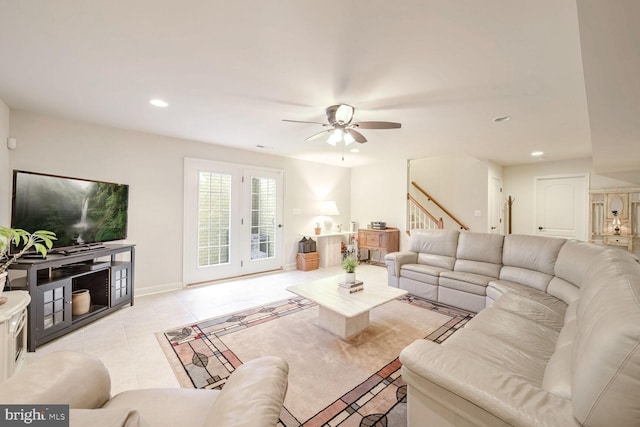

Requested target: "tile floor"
[{"left": 27, "top": 263, "right": 388, "bottom": 394}]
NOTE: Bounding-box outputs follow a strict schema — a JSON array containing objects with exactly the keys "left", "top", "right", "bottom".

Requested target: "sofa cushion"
[
  {"left": 554, "top": 240, "right": 608, "bottom": 289},
  {"left": 570, "top": 251, "right": 640, "bottom": 426},
  {"left": 400, "top": 339, "right": 579, "bottom": 426},
  {"left": 416, "top": 252, "right": 456, "bottom": 270},
  {"left": 502, "top": 234, "right": 566, "bottom": 276},
  {"left": 491, "top": 291, "right": 567, "bottom": 332},
  {"left": 439, "top": 272, "right": 494, "bottom": 295},
  {"left": 400, "top": 263, "right": 448, "bottom": 286},
  {"left": 455, "top": 231, "right": 504, "bottom": 265},
  {"left": 409, "top": 229, "right": 459, "bottom": 264},
  {"left": 498, "top": 266, "right": 554, "bottom": 293},
  {"left": 546, "top": 276, "right": 580, "bottom": 304},
  {"left": 443, "top": 328, "right": 546, "bottom": 384},
  {"left": 465, "top": 307, "right": 559, "bottom": 361}
]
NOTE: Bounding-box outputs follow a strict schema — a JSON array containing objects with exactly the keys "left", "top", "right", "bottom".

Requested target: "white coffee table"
[{"left": 286, "top": 276, "right": 408, "bottom": 339}]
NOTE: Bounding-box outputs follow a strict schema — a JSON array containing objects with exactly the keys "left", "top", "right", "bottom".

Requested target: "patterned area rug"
[{"left": 157, "top": 295, "right": 474, "bottom": 427}]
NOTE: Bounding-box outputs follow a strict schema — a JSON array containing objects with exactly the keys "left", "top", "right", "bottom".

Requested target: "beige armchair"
[{"left": 0, "top": 351, "right": 288, "bottom": 427}]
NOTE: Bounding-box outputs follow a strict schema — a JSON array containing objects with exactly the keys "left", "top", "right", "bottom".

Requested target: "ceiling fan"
[{"left": 283, "top": 104, "right": 401, "bottom": 146}]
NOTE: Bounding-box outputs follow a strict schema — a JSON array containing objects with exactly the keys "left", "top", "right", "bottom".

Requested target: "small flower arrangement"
[{"left": 341, "top": 256, "right": 358, "bottom": 273}]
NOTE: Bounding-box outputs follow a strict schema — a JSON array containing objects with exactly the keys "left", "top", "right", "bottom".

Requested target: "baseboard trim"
[{"left": 136, "top": 281, "right": 183, "bottom": 296}]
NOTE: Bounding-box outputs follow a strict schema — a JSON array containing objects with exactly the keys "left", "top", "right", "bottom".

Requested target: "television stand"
[{"left": 8, "top": 244, "right": 135, "bottom": 351}]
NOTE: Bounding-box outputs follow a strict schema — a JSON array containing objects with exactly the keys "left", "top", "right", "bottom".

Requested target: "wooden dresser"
[{"left": 358, "top": 228, "right": 400, "bottom": 262}]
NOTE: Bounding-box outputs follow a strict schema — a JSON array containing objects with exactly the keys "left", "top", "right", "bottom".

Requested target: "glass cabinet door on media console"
[
  {"left": 110, "top": 262, "right": 132, "bottom": 307},
  {"left": 35, "top": 278, "right": 72, "bottom": 341}
]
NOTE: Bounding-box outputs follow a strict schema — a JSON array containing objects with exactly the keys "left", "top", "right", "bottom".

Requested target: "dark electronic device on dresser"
[
  {"left": 11, "top": 170, "right": 129, "bottom": 254},
  {"left": 371, "top": 221, "right": 387, "bottom": 230}
]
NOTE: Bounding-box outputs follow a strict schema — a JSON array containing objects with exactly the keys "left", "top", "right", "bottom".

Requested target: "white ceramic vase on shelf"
[{"left": 72, "top": 289, "right": 91, "bottom": 315}]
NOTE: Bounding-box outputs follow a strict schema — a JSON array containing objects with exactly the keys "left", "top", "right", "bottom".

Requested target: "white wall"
[
  {"left": 409, "top": 156, "right": 493, "bottom": 232},
  {"left": 0, "top": 98, "right": 10, "bottom": 225},
  {"left": 503, "top": 157, "right": 637, "bottom": 235},
  {"left": 7, "top": 110, "right": 351, "bottom": 293},
  {"left": 350, "top": 159, "right": 410, "bottom": 252}
]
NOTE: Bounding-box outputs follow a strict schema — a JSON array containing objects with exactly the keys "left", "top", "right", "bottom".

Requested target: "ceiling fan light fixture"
[
  {"left": 343, "top": 131, "right": 355, "bottom": 146},
  {"left": 327, "top": 129, "right": 342, "bottom": 146},
  {"left": 335, "top": 104, "right": 354, "bottom": 124}
]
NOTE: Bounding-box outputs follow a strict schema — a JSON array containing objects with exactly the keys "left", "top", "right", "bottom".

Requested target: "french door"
[{"left": 184, "top": 158, "right": 283, "bottom": 285}]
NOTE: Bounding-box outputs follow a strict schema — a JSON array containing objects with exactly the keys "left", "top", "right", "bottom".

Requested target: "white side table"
[{"left": 0, "top": 290, "right": 31, "bottom": 381}]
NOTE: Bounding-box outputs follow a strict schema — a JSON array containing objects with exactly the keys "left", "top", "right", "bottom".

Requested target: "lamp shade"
[{"left": 320, "top": 201, "right": 340, "bottom": 216}]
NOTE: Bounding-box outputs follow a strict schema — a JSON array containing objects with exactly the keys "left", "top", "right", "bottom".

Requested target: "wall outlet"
[
  {"left": 474, "top": 210, "right": 481, "bottom": 217},
  {"left": 292, "top": 208, "right": 302, "bottom": 215}
]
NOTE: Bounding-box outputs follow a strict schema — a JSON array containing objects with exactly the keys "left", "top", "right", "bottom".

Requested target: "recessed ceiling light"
[
  {"left": 531, "top": 151, "right": 544, "bottom": 157},
  {"left": 350, "top": 148, "right": 360, "bottom": 153},
  {"left": 149, "top": 99, "right": 169, "bottom": 108},
  {"left": 493, "top": 115, "right": 511, "bottom": 122}
]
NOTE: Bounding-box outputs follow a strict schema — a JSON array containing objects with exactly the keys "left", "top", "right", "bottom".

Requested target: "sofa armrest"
[
  {"left": 399, "top": 340, "right": 578, "bottom": 427},
  {"left": 0, "top": 351, "right": 111, "bottom": 409},
  {"left": 205, "top": 356, "right": 289, "bottom": 427},
  {"left": 70, "top": 408, "right": 149, "bottom": 427},
  {"left": 384, "top": 251, "right": 418, "bottom": 277}
]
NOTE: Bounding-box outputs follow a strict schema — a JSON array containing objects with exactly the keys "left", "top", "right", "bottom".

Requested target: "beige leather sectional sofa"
[
  {"left": 385, "top": 229, "right": 640, "bottom": 426},
  {"left": 0, "top": 351, "right": 288, "bottom": 427}
]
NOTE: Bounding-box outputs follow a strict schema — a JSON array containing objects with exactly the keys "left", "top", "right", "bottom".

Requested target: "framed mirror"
[{"left": 610, "top": 196, "right": 624, "bottom": 216}]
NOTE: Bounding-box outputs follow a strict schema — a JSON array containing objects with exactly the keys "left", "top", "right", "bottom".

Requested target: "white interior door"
[
  {"left": 534, "top": 174, "right": 589, "bottom": 240},
  {"left": 184, "top": 159, "right": 283, "bottom": 285},
  {"left": 489, "top": 177, "right": 503, "bottom": 234}
]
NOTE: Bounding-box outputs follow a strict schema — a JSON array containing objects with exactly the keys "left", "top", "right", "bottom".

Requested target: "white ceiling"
[{"left": 0, "top": 1, "right": 637, "bottom": 175}]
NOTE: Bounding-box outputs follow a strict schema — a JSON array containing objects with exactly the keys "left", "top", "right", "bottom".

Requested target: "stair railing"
[
  {"left": 411, "top": 181, "right": 469, "bottom": 231},
  {"left": 407, "top": 194, "right": 444, "bottom": 234}
]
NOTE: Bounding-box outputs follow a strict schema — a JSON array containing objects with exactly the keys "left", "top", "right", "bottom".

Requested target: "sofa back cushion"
[
  {"left": 453, "top": 232, "right": 503, "bottom": 277},
  {"left": 571, "top": 250, "right": 640, "bottom": 426},
  {"left": 500, "top": 234, "right": 566, "bottom": 292},
  {"left": 410, "top": 229, "right": 459, "bottom": 270},
  {"left": 547, "top": 240, "right": 609, "bottom": 304}
]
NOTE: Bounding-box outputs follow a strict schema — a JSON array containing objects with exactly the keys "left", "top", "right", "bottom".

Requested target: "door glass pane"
[
  {"left": 250, "top": 176, "right": 276, "bottom": 260},
  {"left": 198, "top": 172, "right": 231, "bottom": 267}
]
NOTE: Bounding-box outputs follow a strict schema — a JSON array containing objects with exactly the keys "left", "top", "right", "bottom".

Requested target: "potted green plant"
[
  {"left": 0, "top": 226, "right": 56, "bottom": 291},
  {"left": 341, "top": 255, "right": 358, "bottom": 284}
]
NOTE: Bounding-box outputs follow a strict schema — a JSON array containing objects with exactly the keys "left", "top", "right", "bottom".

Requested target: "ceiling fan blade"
[
  {"left": 282, "top": 119, "right": 328, "bottom": 125},
  {"left": 304, "top": 129, "right": 331, "bottom": 141},
  {"left": 346, "top": 129, "right": 367, "bottom": 143},
  {"left": 353, "top": 121, "right": 402, "bottom": 129}
]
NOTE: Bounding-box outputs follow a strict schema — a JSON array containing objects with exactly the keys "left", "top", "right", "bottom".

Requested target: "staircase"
[{"left": 407, "top": 181, "right": 469, "bottom": 235}]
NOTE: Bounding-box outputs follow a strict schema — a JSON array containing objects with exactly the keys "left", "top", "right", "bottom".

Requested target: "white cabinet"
[
  {"left": 0, "top": 291, "right": 30, "bottom": 381},
  {"left": 590, "top": 188, "right": 640, "bottom": 252}
]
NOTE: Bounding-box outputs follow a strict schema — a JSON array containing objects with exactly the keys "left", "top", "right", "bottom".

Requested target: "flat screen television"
[{"left": 11, "top": 170, "right": 129, "bottom": 250}]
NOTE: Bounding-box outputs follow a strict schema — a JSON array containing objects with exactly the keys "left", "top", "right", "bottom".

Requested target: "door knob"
[
  {"left": 278, "top": 224, "right": 283, "bottom": 228},
  {"left": 538, "top": 226, "right": 544, "bottom": 231}
]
